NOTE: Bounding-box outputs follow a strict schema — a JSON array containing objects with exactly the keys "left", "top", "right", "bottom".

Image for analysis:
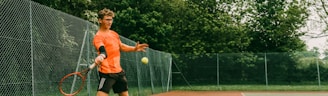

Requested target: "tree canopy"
[{"left": 32, "top": 0, "right": 310, "bottom": 54}]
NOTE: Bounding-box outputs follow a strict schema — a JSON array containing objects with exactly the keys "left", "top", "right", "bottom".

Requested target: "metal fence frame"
[
  {"left": 0, "top": 0, "right": 172, "bottom": 96},
  {"left": 172, "top": 53, "right": 327, "bottom": 88}
]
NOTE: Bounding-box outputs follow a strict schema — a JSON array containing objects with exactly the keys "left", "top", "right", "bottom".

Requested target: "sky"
[
  {"left": 302, "top": 37, "right": 326, "bottom": 55},
  {"left": 302, "top": 35, "right": 326, "bottom": 58},
  {"left": 300, "top": 5, "right": 327, "bottom": 58},
  {"left": 300, "top": 17, "right": 326, "bottom": 51}
]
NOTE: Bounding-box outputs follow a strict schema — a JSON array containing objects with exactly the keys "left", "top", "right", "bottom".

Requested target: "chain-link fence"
[
  {"left": 0, "top": 0, "right": 172, "bottom": 96},
  {"left": 172, "top": 52, "right": 328, "bottom": 88}
]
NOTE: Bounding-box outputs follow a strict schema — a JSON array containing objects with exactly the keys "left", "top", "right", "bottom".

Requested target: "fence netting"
[
  {"left": 3, "top": 0, "right": 328, "bottom": 95},
  {"left": 172, "top": 53, "right": 328, "bottom": 88},
  {"left": 0, "top": 0, "right": 172, "bottom": 96}
]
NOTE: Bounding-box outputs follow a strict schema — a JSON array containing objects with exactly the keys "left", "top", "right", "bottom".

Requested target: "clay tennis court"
[{"left": 151, "top": 91, "right": 328, "bottom": 96}]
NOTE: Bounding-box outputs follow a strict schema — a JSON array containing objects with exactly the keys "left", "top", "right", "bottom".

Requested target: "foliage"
[
  {"left": 31, "top": 0, "right": 328, "bottom": 87},
  {"left": 246, "top": 0, "right": 309, "bottom": 52},
  {"left": 32, "top": 0, "right": 310, "bottom": 54}
]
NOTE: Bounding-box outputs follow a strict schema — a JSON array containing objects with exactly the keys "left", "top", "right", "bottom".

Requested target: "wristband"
[{"left": 99, "top": 46, "right": 107, "bottom": 58}]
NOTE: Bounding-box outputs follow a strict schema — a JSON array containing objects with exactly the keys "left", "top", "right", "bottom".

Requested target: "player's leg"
[
  {"left": 97, "top": 91, "right": 108, "bottom": 96},
  {"left": 113, "top": 71, "right": 129, "bottom": 96},
  {"left": 118, "top": 91, "right": 129, "bottom": 96},
  {"left": 97, "top": 72, "right": 116, "bottom": 96}
]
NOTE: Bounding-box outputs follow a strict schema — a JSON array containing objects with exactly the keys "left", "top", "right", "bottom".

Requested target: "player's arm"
[
  {"left": 94, "top": 46, "right": 107, "bottom": 64},
  {"left": 120, "top": 43, "right": 137, "bottom": 52},
  {"left": 93, "top": 35, "right": 107, "bottom": 64},
  {"left": 120, "top": 41, "right": 149, "bottom": 52},
  {"left": 98, "top": 46, "right": 107, "bottom": 58}
]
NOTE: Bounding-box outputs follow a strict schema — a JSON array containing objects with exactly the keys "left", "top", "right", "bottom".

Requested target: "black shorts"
[{"left": 97, "top": 71, "right": 128, "bottom": 93}]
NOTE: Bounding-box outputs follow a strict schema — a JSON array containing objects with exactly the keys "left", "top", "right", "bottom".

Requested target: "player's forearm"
[
  {"left": 120, "top": 44, "right": 136, "bottom": 52},
  {"left": 95, "top": 46, "right": 107, "bottom": 64},
  {"left": 98, "top": 46, "right": 107, "bottom": 58}
]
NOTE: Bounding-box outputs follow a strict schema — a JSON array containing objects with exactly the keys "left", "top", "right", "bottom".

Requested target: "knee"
[{"left": 97, "top": 91, "right": 108, "bottom": 96}]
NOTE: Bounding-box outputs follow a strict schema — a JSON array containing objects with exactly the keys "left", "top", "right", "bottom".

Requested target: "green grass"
[{"left": 172, "top": 85, "right": 328, "bottom": 91}]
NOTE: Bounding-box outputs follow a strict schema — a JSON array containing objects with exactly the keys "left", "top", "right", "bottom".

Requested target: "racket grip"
[{"left": 89, "top": 63, "right": 97, "bottom": 69}]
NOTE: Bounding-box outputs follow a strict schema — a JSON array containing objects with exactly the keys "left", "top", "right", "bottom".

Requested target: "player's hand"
[
  {"left": 135, "top": 41, "right": 149, "bottom": 52},
  {"left": 95, "top": 54, "right": 106, "bottom": 64}
]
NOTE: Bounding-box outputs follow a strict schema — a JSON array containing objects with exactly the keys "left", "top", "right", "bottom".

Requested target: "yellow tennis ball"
[{"left": 141, "top": 57, "right": 148, "bottom": 64}]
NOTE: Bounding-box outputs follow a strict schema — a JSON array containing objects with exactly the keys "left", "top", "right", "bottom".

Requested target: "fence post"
[
  {"left": 316, "top": 58, "right": 321, "bottom": 87},
  {"left": 148, "top": 51, "right": 154, "bottom": 94},
  {"left": 217, "top": 53, "right": 220, "bottom": 87},
  {"left": 29, "top": 1, "right": 35, "bottom": 96},
  {"left": 167, "top": 56, "right": 172, "bottom": 92},
  {"left": 86, "top": 24, "right": 91, "bottom": 96},
  {"left": 265, "top": 53, "right": 268, "bottom": 86},
  {"left": 136, "top": 53, "right": 141, "bottom": 96}
]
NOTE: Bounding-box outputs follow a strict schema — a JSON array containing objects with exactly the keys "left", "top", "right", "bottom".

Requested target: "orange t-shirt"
[{"left": 93, "top": 30, "right": 122, "bottom": 73}]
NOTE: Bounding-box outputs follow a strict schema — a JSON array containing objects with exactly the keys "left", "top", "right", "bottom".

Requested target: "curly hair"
[{"left": 98, "top": 8, "right": 115, "bottom": 19}]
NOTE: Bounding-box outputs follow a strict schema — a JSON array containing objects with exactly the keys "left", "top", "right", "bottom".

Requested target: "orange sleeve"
[{"left": 93, "top": 34, "right": 104, "bottom": 51}]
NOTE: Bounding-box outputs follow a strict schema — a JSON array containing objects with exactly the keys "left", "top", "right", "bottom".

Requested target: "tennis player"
[{"left": 93, "top": 8, "right": 149, "bottom": 96}]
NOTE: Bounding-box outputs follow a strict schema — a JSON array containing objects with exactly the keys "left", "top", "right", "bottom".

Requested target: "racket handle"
[{"left": 89, "top": 63, "right": 97, "bottom": 69}]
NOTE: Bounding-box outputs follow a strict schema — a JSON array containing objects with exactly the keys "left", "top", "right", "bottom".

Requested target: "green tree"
[
  {"left": 246, "top": 0, "right": 308, "bottom": 52},
  {"left": 168, "top": 0, "right": 250, "bottom": 54},
  {"left": 32, "top": 0, "right": 91, "bottom": 19},
  {"left": 244, "top": 0, "right": 309, "bottom": 84}
]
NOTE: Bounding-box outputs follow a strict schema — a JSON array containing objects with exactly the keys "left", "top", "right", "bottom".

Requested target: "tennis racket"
[{"left": 58, "top": 63, "right": 97, "bottom": 96}]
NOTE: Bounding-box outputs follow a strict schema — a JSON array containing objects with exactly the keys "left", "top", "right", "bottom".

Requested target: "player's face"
[{"left": 99, "top": 15, "right": 113, "bottom": 29}]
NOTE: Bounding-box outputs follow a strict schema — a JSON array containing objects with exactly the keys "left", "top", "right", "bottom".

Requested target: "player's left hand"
[{"left": 135, "top": 41, "right": 149, "bottom": 52}]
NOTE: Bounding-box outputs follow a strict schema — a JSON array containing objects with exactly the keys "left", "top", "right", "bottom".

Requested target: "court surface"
[{"left": 151, "top": 91, "right": 328, "bottom": 96}]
